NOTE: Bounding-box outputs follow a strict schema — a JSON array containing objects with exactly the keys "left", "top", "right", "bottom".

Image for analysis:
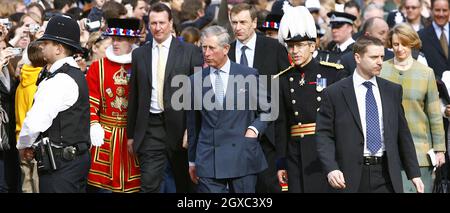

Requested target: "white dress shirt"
[
  {"left": 236, "top": 32, "right": 256, "bottom": 68},
  {"left": 150, "top": 36, "right": 172, "bottom": 113},
  {"left": 17, "top": 57, "right": 80, "bottom": 149},
  {"left": 353, "top": 71, "right": 385, "bottom": 157}
]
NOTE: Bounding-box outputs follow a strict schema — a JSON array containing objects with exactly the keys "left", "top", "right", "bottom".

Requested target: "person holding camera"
[
  {"left": 0, "top": 46, "right": 20, "bottom": 193},
  {"left": 16, "top": 15, "right": 91, "bottom": 193},
  {"left": 86, "top": 18, "right": 141, "bottom": 193},
  {"left": 15, "top": 41, "right": 47, "bottom": 193}
]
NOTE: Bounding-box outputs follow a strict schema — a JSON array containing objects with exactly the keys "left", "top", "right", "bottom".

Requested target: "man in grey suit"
[
  {"left": 187, "top": 25, "right": 269, "bottom": 193},
  {"left": 315, "top": 36, "right": 424, "bottom": 193}
]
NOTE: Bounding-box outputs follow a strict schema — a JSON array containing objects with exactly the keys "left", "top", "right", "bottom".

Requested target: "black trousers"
[
  {"left": 39, "top": 151, "right": 90, "bottom": 193},
  {"left": 137, "top": 113, "right": 168, "bottom": 193},
  {"left": 358, "top": 157, "right": 394, "bottom": 193},
  {"left": 256, "top": 136, "right": 281, "bottom": 193}
]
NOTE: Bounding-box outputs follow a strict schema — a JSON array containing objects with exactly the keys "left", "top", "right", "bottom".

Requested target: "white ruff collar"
[{"left": 105, "top": 44, "right": 138, "bottom": 64}]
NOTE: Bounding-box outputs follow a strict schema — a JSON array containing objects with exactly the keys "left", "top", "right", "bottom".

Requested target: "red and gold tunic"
[{"left": 86, "top": 57, "right": 140, "bottom": 192}]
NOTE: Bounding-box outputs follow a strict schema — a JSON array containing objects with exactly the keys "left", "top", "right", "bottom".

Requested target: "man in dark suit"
[
  {"left": 187, "top": 25, "right": 269, "bottom": 193},
  {"left": 315, "top": 36, "right": 424, "bottom": 193},
  {"left": 338, "top": 17, "right": 394, "bottom": 79},
  {"left": 127, "top": 3, "right": 203, "bottom": 193},
  {"left": 418, "top": 0, "right": 450, "bottom": 79},
  {"left": 228, "top": 3, "right": 290, "bottom": 193}
]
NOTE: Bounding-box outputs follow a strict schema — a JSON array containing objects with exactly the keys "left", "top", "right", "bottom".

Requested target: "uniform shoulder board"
[{"left": 319, "top": 61, "right": 344, "bottom": 70}]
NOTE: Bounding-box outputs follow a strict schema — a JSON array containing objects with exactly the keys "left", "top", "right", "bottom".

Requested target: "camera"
[
  {"left": 0, "top": 18, "right": 12, "bottom": 30},
  {"left": 29, "top": 24, "right": 40, "bottom": 33},
  {"left": 85, "top": 19, "right": 101, "bottom": 32},
  {"left": 10, "top": 48, "right": 22, "bottom": 56}
]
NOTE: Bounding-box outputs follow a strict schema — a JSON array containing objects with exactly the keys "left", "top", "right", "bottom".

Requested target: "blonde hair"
[
  {"left": 19, "top": 12, "right": 42, "bottom": 25},
  {"left": 386, "top": 23, "right": 422, "bottom": 49},
  {"left": 0, "top": 0, "right": 17, "bottom": 18}
]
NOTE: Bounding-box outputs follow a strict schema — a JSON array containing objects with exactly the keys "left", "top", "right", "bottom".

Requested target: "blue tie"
[
  {"left": 240, "top": 46, "right": 248, "bottom": 66},
  {"left": 363, "top": 81, "right": 382, "bottom": 154},
  {"left": 214, "top": 70, "right": 224, "bottom": 104}
]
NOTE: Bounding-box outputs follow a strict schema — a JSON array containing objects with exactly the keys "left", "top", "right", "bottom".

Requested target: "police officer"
[
  {"left": 16, "top": 15, "right": 91, "bottom": 193},
  {"left": 316, "top": 11, "right": 356, "bottom": 65},
  {"left": 275, "top": 5, "right": 341, "bottom": 192}
]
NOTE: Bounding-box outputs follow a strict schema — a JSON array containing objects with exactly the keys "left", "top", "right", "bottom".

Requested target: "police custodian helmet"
[{"left": 37, "top": 15, "right": 83, "bottom": 53}]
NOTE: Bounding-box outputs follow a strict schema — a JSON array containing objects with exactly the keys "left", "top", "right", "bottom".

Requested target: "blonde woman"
[{"left": 380, "top": 23, "right": 446, "bottom": 193}]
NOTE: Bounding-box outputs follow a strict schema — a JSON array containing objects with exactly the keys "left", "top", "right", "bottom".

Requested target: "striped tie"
[{"left": 214, "top": 70, "right": 224, "bottom": 104}]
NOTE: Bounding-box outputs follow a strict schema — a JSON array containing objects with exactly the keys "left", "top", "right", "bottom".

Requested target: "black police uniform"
[
  {"left": 277, "top": 58, "right": 342, "bottom": 192},
  {"left": 37, "top": 64, "right": 91, "bottom": 193},
  {"left": 31, "top": 15, "right": 91, "bottom": 193}
]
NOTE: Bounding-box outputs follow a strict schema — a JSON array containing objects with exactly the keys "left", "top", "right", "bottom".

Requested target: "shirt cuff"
[
  {"left": 189, "top": 162, "right": 195, "bottom": 167},
  {"left": 248, "top": 126, "right": 259, "bottom": 136},
  {"left": 440, "top": 100, "right": 447, "bottom": 118}
]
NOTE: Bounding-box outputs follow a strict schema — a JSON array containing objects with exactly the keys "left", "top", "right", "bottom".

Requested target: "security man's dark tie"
[
  {"left": 240, "top": 45, "right": 248, "bottom": 66},
  {"left": 363, "top": 81, "right": 382, "bottom": 154}
]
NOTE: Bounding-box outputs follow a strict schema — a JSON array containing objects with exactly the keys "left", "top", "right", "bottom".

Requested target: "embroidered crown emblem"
[{"left": 113, "top": 66, "right": 128, "bottom": 85}]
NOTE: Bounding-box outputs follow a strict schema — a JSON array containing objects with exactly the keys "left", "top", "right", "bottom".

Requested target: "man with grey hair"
[{"left": 187, "top": 25, "right": 269, "bottom": 193}]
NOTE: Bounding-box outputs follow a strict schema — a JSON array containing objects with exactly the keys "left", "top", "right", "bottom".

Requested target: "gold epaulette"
[
  {"left": 272, "top": 65, "right": 295, "bottom": 79},
  {"left": 319, "top": 61, "right": 344, "bottom": 70}
]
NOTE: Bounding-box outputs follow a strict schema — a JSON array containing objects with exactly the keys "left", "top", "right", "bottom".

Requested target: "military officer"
[{"left": 275, "top": 5, "right": 342, "bottom": 192}]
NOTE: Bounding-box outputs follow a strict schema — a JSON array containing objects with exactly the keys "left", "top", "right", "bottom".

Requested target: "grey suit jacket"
[{"left": 187, "top": 61, "right": 269, "bottom": 179}]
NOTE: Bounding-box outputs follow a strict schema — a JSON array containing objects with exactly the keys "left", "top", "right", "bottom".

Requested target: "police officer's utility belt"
[
  {"left": 32, "top": 137, "right": 89, "bottom": 172},
  {"left": 290, "top": 123, "right": 316, "bottom": 138}
]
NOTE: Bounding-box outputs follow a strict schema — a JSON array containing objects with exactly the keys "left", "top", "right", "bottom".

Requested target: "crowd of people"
[{"left": 0, "top": 0, "right": 449, "bottom": 193}]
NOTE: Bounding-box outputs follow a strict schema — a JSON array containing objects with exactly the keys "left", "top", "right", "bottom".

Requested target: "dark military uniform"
[{"left": 276, "top": 58, "right": 342, "bottom": 192}]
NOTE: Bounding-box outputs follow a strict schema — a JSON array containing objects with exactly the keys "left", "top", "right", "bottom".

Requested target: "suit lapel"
[
  {"left": 253, "top": 35, "right": 264, "bottom": 70},
  {"left": 164, "top": 37, "right": 180, "bottom": 84},
  {"left": 427, "top": 26, "right": 447, "bottom": 58},
  {"left": 202, "top": 67, "right": 221, "bottom": 124},
  {"left": 377, "top": 77, "right": 391, "bottom": 143},
  {"left": 145, "top": 43, "right": 153, "bottom": 87},
  {"left": 216, "top": 63, "right": 237, "bottom": 123},
  {"left": 229, "top": 42, "right": 236, "bottom": 62},
  {"left": 202, "top": 67, "right": 213, "bottom": 102},
  {"left": 341, "top": 77, "right": 363, "bottom": 134}
]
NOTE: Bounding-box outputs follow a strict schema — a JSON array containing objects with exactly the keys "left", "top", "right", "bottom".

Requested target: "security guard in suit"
[
  {"left": 275, "top": 5, "right": 342, "bottom": 192},
  {"left": 17, "top": 15, "right": 91, "bottom": 193}
]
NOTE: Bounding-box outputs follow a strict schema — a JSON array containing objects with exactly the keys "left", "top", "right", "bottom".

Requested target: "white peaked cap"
[
  {"left": 305, "top": 0, "right": 320, "bottom": 11},
  {"left": 278, "top": 2, "right": 317, "bottom": 46}
]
